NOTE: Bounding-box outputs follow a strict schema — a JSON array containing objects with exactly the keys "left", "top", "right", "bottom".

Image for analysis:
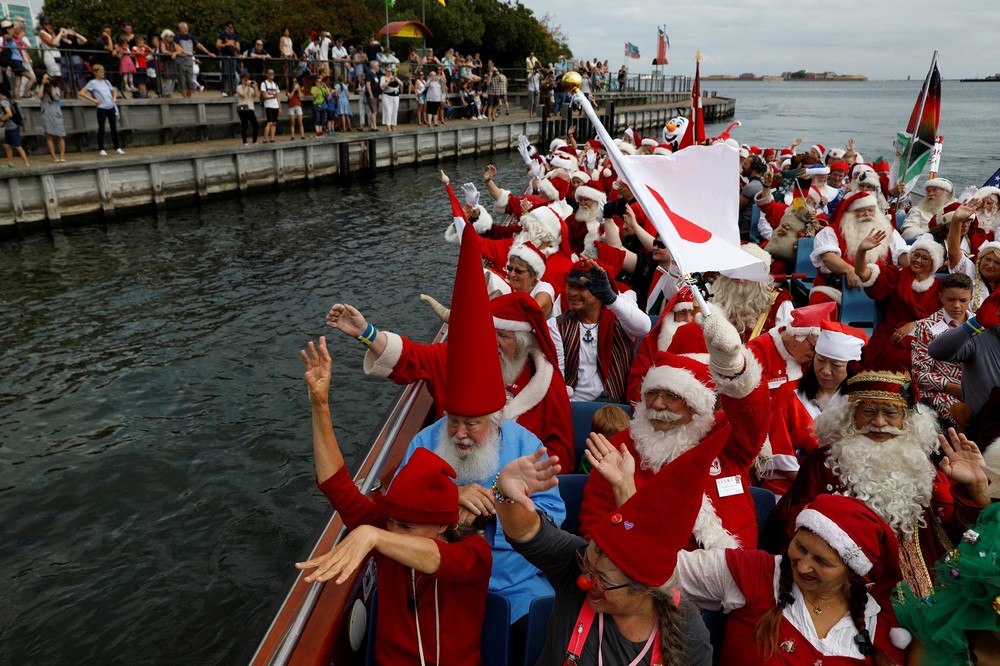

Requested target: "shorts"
[
  {"left": 288, "top": 106, "right": 303, "bottom": 117},
  {"left": 4, "top": 126, "right": 22, "bottom": 148},
  {"left": 489, "top": 95, "right": 500, "bottom": 107},
  {"left": 314, "top": 107, "right": 327, "bottom": 125},
  {"left": 265, "top": 107, "right": 279, "bottom": 123},
  {"left": 177, "top": 63, "right": 194, "bottom": 90},
  {"left": 426, "top": 100, "right": 441, "bottom": 115},
  {"left": 366, "top": 94, "right": 378, "bottom": 114}
]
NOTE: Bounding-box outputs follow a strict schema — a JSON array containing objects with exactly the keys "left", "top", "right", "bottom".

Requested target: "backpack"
[{"left": 9, "top": 99, "right": 23, "bottom": 127}]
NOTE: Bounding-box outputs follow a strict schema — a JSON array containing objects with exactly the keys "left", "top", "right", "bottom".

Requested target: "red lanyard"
[{"left": 563, "top": 603, "right": 662, "bottom": 666}]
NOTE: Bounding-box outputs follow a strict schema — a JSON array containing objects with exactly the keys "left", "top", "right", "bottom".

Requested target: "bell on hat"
[
  {"left": 377, "top": 448, "right": 460, "bottom": 525},
  {"left": 590, "top": 411, "right": 730, "bottom": 586},
  {"left": 444, "top": 225, "right": 507, "bottom": 417},
  {"left": 814, "top": 320, "right": 868, "bottom": 362}
]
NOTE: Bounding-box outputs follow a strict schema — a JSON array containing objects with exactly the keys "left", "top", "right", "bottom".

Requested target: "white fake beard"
[
  {"left": 915, "top": 195, "right": 944, "bottom": 216},
  {"left": 657, "top": 318, "right": 685, "bottom": 351},
  {"left": 630, "top": 401, "right": 716, "bottom": 474},
  {"left": 976, "top": 209, "right": 996, "bottom": 234},
  {"left": 499, "top": 340, "right": 530, "bottom": 386},
  {"left": 840, "top": 210, "right": 893, "bottom": 264},
  {"left": 436, "top": 426, "right": 502, "bottom": 486},
  {"left": 821, "top": 410, "right": 939, "bottom": 539},
  {"left": 711, "top": 277, "right": 773, "bottom": 334}
]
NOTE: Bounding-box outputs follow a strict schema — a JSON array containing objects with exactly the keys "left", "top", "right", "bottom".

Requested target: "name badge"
[
  {"left": 768, "top": 378, "right": 788, "bottom": 390},
  {"left": 716, "top": 475, "right": 744, "bottom": 498},
  {"left": 929, "top": 321, "right": 949, "bottom": 337}
]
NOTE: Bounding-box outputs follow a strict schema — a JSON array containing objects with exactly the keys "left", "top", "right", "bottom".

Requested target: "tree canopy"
[{"left": 39, "top": 0, "right": 571, "bottom": 67}]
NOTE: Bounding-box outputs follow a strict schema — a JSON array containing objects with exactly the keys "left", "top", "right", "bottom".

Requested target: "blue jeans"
[
  {"left": 220, "top": 56, "right": 239, "bottom": 96},
  {"left": 552, "top": 91, "right": 564, "bottom": 114}
]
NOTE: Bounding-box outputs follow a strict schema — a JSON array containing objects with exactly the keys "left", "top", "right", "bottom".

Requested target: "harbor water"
[{"left": 1, "top": 80, "right": 998, "bottom": 664}]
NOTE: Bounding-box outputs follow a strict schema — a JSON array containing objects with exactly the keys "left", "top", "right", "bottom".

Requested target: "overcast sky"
[{"left": 534, "top": 0, "right": 1000, "bottom": 80}]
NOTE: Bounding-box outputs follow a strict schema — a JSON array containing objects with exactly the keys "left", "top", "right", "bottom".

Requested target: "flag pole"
[
  {"left": 928, "top": 136, "right": 944, "bottom": 179},
  {"left": 899, "top": 50, "right": 937, "bottom": 192},
  {"left": 562, "top": 71, "right": 713, "bottom": 316},
  {"left": 385, "top": 1, "right": 391, "bottom": 51}
]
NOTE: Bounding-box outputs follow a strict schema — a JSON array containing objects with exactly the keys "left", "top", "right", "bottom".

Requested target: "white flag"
[{"left": 574, "top": 93, "right": 767, "bottom": 283}]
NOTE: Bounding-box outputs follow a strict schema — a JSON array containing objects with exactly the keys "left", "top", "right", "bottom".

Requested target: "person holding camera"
[{"left": 235, "top": 69, "right": 259, "bottom": 144}]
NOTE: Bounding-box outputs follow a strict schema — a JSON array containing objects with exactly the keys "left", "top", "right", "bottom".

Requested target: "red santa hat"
[
  {"left": 847, "top": 370, "right": 914, "bottom": 407},
  {"left": 665, "top": 287, "right": 695, "bottom": 312},
  {"left": 795, "top": 494, "right": 901, "bottom": 583},
  {"left": 845, "top": 190, "right": 879, "bottom": 212},
  {"left": 616, "top": 140, "right": 637, "bottom": 156},
  {"left": 549, "top": 138, "right": 568, "bottom": 152},
  {"left": 490, "top": 291, "right": 560, "bottom": 371},
  {"left": 591, "top": 408, "right": 729, "bottom": 586},
  {"left": 444, "top": 225, "right": 507, "bottom": 417},
  {"left": 815, "top": 320, "right": 868, "bottom": 362},
  {"left": 928, "top": 201, "right": 962, "bottom": 230},
  {"left": 550, "top": 150, "right": 579, "bottom": 173},
  {"left": 507, "top": 241, "right": 547, "bottom": 279},
  {"left": 640, "top": 351, "right": 716, "bottom": 416},
  {"left": 924, "top": 177, "right": 955, "bottom": 194},
  {"left": 810, "top": 143, "right": 826, "bottom": 160},
  {"left": 784, "top": 302, "right": 838, "bottom": 337},
  {"left": 623, "top": 127, "right": 639, "bottom": 145},
  {"left": 539, "top": 176, "right": 570, "bottom": 202},
  {"left": 571, "top": 170, "right": 591, "bottom": 184},
  {"left": 779, "top": 148, "right": 794, "bottom": 158},
  {"left": 666, "top": 322, "right": 709, "bottom": 362},
  {"left": 641, "top": 137, "right": 658, "bottom": 148},
  {"left": 908, "top": 234, "right": 946, "bottom": 272},
  {"left": 573, "top": 185, "right": 606, "bottom": 205},
  {"left": 653, "top": 143, "right": 673, "bottom": 156},
  {"left": 828, "top": 160, "right": 850, "bottom": 174},
  {"left": 377, "top": 448, "right": 459, "bottom": 525}
]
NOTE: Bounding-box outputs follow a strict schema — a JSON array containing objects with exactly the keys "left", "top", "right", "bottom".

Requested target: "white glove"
[
  {"left": 517, "top": 134, "right": 532, "bottom": 166},
  {"left": 461, "top": 182, "right": 480, "bottom": 208},
  {"left": 701, "top": 313, "right": 744, "bottom": 378},
  {"left": 586, "top": 149, "right": 597, "bottom": 171},
  {"left": 529, "top": 160, "right": 543, "bottom": 179}
]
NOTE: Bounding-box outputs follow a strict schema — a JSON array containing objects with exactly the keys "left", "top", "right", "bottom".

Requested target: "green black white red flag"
[{"left": 892, "top": 51, "right": 941, "bottom": 193}]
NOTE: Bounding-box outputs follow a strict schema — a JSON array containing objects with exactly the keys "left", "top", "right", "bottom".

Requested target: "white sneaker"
[
  {"left": 221, "top": 92, "right": 228, "bottom": 97},
  {"left": 116, "top": 148, "right": 126, "bottom": 155},
  {"left": 99, "top": 150, "right": 108, "bottom": 156}
]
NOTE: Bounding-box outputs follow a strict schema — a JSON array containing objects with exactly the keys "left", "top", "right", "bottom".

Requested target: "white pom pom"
[{"left": 889, "top": 627, "right": 912, "bottom": 650}]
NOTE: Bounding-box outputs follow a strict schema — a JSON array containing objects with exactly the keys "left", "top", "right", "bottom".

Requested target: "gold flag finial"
[{"left": 695, "top": 50, "right": 701, "bottom": 63}]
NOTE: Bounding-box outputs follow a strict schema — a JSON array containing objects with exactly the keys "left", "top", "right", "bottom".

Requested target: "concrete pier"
[{"left": 0, "top": 90, "right": 735, "bottom": 237}]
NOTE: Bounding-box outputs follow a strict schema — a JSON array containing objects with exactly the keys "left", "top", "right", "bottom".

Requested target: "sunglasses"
[
  {"left": 505, "top": 265, "right": 528, "bottom": 275},
  {"left": 652, "top": 239, "right": 666, "bottom": 250},
  {"left": 576, "top": 546, "right": 629, "bottom": 598}
]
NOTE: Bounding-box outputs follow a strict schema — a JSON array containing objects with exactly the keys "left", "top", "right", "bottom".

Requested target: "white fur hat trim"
[
  {"left": 909, "top": 234, "right": 945, "bottom": 272},
  {"left": 796, "top": 508, "right": 873, "bottom": 576},
  {"left": 538, "top": 178, "right": 559, "bottom": 201},
  {"left": 574, "top": 185, "right": 606, "bottom": 204},
  {"left": 924, "top": 177, "right": 954, "bottom": 193},
  {"left": 507, "top": 242, "right": 547, "bottom": 278},
  {"left": 640, "top": 365, "right": 716, "bottom": 416},
  {"left": 571, "top": 170, "right": 591, "bottom": 183}
]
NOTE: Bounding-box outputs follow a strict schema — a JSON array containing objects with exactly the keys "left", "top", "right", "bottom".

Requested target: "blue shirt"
[{"left": 398, "top": 417, "right": 566, "bottom": 621}]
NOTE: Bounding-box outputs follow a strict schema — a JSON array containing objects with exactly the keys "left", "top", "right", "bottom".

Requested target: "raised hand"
[
  {"left": 301, "top": 336, "right": 332, "bottom": 405},
  {"left": 584, "top": 433, "right": 635, "bottom": 489},
  {"left": 440, "top": 169, "right": 450, "bottom": 185},
  {"left": 296, "top": 525, "right": 378, "bottom": 584},
  {"left": 952, "top": 198, "right": 982, "bottom": 226},
  {"left": 938, "top": 428, "right": 988, "bottom": 500},
  {"left": 326, "top": 303, "right": 368, "bottom": 337},
  {"left": 461, "top": 182, "right": 480, "bottom": 208},
  {"left": 483, "top": 164, "right": 496, "bottom": 182},
  {"left": 858, "top": 229, "right": 886, "bottom": 253},
  {"left": 496, "top": 448, "right": 561, "bottom": 513}
]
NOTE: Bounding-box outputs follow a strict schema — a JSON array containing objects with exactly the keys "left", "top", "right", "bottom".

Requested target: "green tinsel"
[{"left": 893, "top": 503, "right": 1000, "bottom": 665}]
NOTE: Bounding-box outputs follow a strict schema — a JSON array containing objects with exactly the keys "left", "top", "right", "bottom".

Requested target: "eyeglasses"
[
  {"left": 576, "top": 546, "right": 629, "bottom": 598},
  {"left": 505, "top": 265, "right": 528, "bottom": 275},
  {"left": 909, "top": 251, "right": 932, "bottom": 263},
  {"left": 652, "top": 239, "right": 667, "bottom": 250},
  {"left": 855, "top": 404, "right": 903, "bottom": 421},
  {"left": 645, "top": 389, "right": 682, "bottom": 403}
]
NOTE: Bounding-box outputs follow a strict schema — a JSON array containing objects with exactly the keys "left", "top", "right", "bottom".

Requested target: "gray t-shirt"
[
  {"left": 928, "top": 325, "right": 1000, "bottom": 413},
  {"left": 0, "top": 99, "right": 16, "bottom": 131},
  {"left": 84, "top": 78, "right": 117, "bottom": 109},
  {"left": 739, "top": 178, "right": 764, "bottom": 238},
  {"left": 511, "top": 518, "right": 713, "bottom": 666}
]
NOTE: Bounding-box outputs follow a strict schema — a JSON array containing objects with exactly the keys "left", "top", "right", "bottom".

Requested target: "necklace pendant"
[
  {"left": 583, "top": 330, "right": 594, "bottom": 343},
  {"left": 779, "top": 639, "right": 796, "bottom": 653},
  {"left": 812, "top": 604, "right": 823, "bottom": 615}
]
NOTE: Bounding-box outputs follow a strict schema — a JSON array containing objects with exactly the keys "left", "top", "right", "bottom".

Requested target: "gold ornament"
[
  {"left": 561, "top": 71, "right": 583, "bottom": 94},
  {"left": 993, "top": 595, "right": 1000, "bottom": 614}
]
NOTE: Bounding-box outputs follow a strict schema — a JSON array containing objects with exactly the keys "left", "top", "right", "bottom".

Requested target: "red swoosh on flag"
[{"left": 645, "top": 186, "right": 713, "bottom": 243}]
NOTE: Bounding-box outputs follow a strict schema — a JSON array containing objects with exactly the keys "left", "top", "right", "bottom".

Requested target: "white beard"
[
  {"left": 839, "top": 210, "right": 894, "bottom": 264},
  {"left": 915, "top": 195, "right": 946, "bottom": 216},
  {"left": 500, "top": 344, "right": 529, "bottom": 386},
  {"left": 436, "top": 426, "right": 502, "bottom": 486},
  {"left": 630, "top": 401, "right": 717, "bottom": 473},
  {"left": 576, "top": 204, "right": 601, "bottom": 256},
  {"left": 657, "top": 318, "right": 685, "bottom": 351},
  {"left": 819, "top": 407, "right": 940, "bottom": 539},
  {"left": 711, "top": 277, "right": 773, "bottom": 335},
  {"left": 975, "top": 209, "right": 996, "bottom": 234}
]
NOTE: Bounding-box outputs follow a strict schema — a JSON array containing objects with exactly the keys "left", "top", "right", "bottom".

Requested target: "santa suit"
[
  {"left": 860, "top": 263, "right": 941, "bottom": 372},
  {"left": 712, "top": 291, "right": 795, "bottom": 345},
  {"left": 674, "top": 548, "right": 906, "bottom": 666},
  {"left": 626, "top": 312, "right": 689, "bottom": 405},
  {"left": 578, "top": 363, "right": 769, "bottom": 548},
  {"left": 318, "top": 467, "right": 492, "bottom": 665},
  {"left": 772, "top": 448, "right": 983, "bottom": 598},
  {"left": 363, "top": 332, "right": 575, "bottom": 469},
  {"left": 747, "top": 327, "right": 805, "bottom": 390},
  {"left": 809, "top": 222, "right": 908, "bottom": 303},
  {"left": 492, "top": 189, "right": 546, "bottom": 221}
]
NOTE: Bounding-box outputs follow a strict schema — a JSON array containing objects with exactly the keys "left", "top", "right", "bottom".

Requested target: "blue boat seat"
[
  {"left": 570, "top": 401, "right": 633, "bottom": 469},
  {"left": 701, "top": 608, "right": 728, "bottom": 664},
  {"left": 557, "top": 473, "right": 589, "bottom": 536},
  {"left": 522, "top": 595, "right": 556, "bottom": 666},
  {"left": 364, "top": 587, "right": 379, "bottom": 666},
  {"left": 791, "top": 236, "right": 817, "bottom": 303},
  {"left": 749, "top": 486, "right": 776, "bottom": 543},
  {"left": 839, "top": 277, "right": 878, "bottom": 335},
  {"left": 481, "top": 592, "right": 511, "bottom": 666},
  {"left": 749, "top": 204, "right": 762, "bottom": 244}
]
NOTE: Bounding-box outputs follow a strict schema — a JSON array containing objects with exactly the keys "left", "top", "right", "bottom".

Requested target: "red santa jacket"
[
  {"left": 319, "top": 467, "right": 492, "bottom": 665},
  {"left": 861, "top": 263, "right": 941, "bottom": 372},
  {"left": 579, "top": 370, "right": 770, "bottom": 548},
  {"left": 364, "top": 332, "right": 575, "bottom": 469}
]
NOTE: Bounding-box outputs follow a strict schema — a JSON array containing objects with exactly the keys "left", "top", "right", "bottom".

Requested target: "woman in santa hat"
[
  {"left": 946, "top": 198, "right": 1000, "bottom": 314},
  {"left": 505, "top": 241, "right": 558, "bottom": 318}
]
